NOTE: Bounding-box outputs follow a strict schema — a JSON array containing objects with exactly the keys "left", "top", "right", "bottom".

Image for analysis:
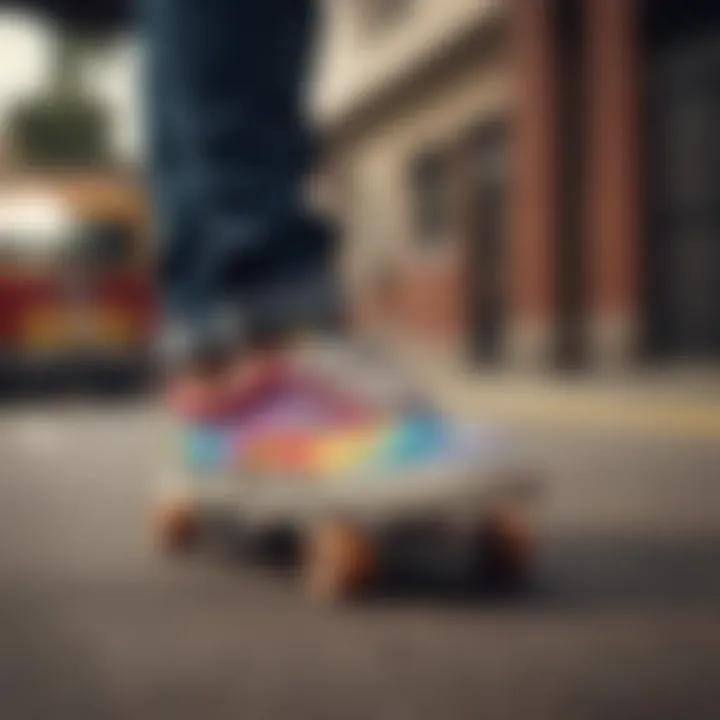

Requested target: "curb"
[{"left": 436, "top": 379, "right": 720, "bottom": 440}]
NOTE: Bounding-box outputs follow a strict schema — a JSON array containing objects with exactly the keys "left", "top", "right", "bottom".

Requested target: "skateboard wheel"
[
  {"left": 154, "top": 498, "right": 200, "bottom": 554},
  {"left": 474, "top": 508, "right": 535, "bottom": 587},
  {"left": 303, "top": 522, "right": 375, "bottom": 603}
]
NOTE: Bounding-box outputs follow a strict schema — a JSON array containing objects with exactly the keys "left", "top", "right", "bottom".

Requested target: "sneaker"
[{"left": 169, "top": 339, "right": 515, "bottom": 483}]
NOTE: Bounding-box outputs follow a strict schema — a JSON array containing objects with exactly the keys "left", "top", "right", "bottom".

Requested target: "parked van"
[{"left": 0, "top": 174, "right": 155, "bottom": 393}]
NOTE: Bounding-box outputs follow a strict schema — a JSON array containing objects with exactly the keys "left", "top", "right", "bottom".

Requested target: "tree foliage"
[{"left": 10, "top": 96, "right": 110, "bottom": 167}]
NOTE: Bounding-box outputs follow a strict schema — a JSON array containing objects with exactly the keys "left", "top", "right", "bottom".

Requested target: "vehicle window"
[{"left": 71, "top": 220, "right": 134, "bottom": 268}]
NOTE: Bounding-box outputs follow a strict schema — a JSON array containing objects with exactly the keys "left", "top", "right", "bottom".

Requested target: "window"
[
  {"left": 70, "top": 220, "right": 135, "bottom": 268},
  {"left": 411, "top": 152, "right": 448, "bottom": 247},
  {"left": 360, "top": 0, "right": 413, "bottom": 34}
]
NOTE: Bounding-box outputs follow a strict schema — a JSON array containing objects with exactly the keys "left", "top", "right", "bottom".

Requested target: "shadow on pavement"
[{"left": 210, "top": 528, "right": 720, "bottom": 613}]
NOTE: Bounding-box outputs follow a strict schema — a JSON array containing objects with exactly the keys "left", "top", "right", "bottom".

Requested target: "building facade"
[{"left": 312, "top": 0, "right": 720, "bottom": 370}]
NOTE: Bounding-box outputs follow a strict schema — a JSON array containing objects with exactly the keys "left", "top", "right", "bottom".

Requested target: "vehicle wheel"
[
  {"left": 471, "top": 508, "right": 534, "bottom": 589},
  {"left": 303, "top": 521, "right": 375, "bottom": 603},
  {"left": 154, "top": 498, "right": 201, "bottom": 554}
]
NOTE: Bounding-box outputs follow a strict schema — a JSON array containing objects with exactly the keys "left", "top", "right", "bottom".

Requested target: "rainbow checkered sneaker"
[
  {"left": 179, "top": 401, "right": 510, "bottom": 486},
  {"left": 172, "top": 341, "right": 513, "bottom": 485}
]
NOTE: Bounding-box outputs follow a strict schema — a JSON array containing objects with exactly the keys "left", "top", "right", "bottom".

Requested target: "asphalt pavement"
[{"left": 0, "top": 400, "right": 719, "bottom": 720}]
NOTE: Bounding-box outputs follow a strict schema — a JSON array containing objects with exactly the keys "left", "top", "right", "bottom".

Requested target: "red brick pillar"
[
  {"left": 508, "top": 0, "right": 559, "bottom": 367},
  {"left": 585, "top": 0, "right": 641, "bottom": 367}
]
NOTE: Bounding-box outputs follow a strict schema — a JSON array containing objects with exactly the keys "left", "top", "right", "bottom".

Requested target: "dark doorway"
[
  {"left": 645, "top": 0, "right": 720, "bottom": 359},
  {"left": 469, "top": 120, "right": 509, "bottom": 364},
  {"left": 554, "top": 0, "right": 587, "bottom": 368}
]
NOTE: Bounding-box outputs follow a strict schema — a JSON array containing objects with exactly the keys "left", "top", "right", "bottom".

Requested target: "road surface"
[{"left": 1, "top": 401, "right": 719, "bottom": 720}]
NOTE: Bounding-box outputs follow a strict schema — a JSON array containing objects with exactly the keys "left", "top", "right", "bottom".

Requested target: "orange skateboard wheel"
[
  {"left": 154, "top": 498, "right": 201, "bottom": 554},
  {"left": 303, "top": 521, "right": 375, "bottom": 603}
]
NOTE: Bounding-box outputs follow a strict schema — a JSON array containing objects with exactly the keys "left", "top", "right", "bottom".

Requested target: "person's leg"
[
  {"left": 143, "top": 0, "right": 334, "bottom": 369},
  {"left": 142, "top": 0, "right": 200, "bottom": 325}
]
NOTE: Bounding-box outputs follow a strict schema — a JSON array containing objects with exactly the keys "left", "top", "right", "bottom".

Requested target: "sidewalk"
[{"left": 427, "top": 368, "right": 720, "bottom": 440}]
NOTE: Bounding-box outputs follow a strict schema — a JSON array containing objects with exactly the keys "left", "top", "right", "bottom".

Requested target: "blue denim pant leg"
[{"left": 142, "top": 0, "right": 337, "bottom": 365}]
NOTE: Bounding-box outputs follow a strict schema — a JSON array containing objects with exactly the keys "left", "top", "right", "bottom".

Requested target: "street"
[{"left": 1, "top": 401, "right": 719, "bottom": 720}]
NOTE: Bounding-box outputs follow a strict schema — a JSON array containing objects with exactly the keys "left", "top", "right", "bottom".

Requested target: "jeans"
[{"left": 141, "top": 0, "right": 336, "bottom": 363}]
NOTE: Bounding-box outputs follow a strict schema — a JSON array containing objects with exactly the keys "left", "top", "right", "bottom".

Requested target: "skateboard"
[{"left": 154, "top": 410, "right": 540, "bottom": 603}]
